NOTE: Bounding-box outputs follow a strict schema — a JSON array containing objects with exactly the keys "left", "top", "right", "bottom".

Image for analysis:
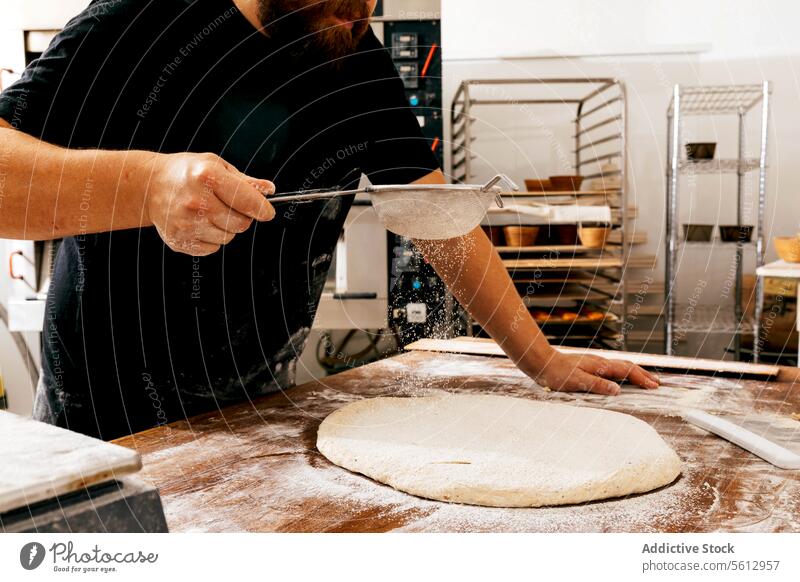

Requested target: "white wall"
[
  {"left": 442, "top": 0, "right": 800, "bottom": 290},
  {"left": 444, "top": 0, "right": 800, "bottom": 60},
  {"left": 0, "top": 0, "right": 90, "bottom": 31}
]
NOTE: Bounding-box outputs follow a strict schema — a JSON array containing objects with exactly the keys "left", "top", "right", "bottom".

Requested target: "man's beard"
[{"left": 258, "top": 0, "right": 371, "bottom": 66}]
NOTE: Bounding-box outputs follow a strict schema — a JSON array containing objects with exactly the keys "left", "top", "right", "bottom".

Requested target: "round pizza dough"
[{"left": 317, "top": 394, "right": 682, "bottom": 507}]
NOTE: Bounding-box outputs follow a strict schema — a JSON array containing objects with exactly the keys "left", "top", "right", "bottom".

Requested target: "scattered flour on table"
[
  {"left": 263, "top": 450, "right": 713, "bottom": 533},
  {"left": 148, "top": 354, "right": 794, "bottom": 531},
  {"left": 377, "top": 355, "right": 541, "bottom": 397}
]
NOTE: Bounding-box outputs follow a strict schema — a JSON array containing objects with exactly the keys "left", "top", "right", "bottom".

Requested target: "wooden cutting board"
[
  {"left": 0, "top": 411, "right": 142, "bottom": 514},
  {"left": 405, "top": 337, "right": 781, "bottom": 378}
]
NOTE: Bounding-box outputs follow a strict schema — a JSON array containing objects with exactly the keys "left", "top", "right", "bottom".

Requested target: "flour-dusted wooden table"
[{"left": 114, "top": 345, "right": 800, "bottom": 532}]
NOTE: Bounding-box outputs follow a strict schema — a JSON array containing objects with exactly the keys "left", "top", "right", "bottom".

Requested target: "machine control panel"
[
  {"left": 384, "top": 19, "right": 452, "bottom": 343},
  {"left": 396, "top": 62, "right": 419, "bottom": 89},
  {"left": 383, "top": 20, "right": 442, "bottom": 164},
  {"left": 391, "top": 32, "right": 419, "bottom": 59}
]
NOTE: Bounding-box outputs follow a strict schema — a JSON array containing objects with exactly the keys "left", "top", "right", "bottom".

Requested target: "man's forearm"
[
  {"left": 414, "top": 227, "right": 555, "bottom": 374},
  {"left": 0, "top": 126, "right": 157, "bottom": 239}
]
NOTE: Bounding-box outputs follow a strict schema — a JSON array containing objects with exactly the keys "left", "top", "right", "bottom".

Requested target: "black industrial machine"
[
  {"left": 383, "top": 20, "right": 444, "bottom": 163},
  {"left": 382, "top": 19, "right": 457, "bottom": 345}
]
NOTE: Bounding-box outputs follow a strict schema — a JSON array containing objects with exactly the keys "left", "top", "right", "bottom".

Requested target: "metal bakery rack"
[
  {"left": 664, "top": 82, "right": 770, "bottom": 360},
  {"left": 450, "top": 78, "right": 653, "bottom": 350}
]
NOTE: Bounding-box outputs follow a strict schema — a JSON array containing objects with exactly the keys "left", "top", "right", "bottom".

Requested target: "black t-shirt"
[{"left": 0, "top": 0, "right": 438, "bottom": 439}]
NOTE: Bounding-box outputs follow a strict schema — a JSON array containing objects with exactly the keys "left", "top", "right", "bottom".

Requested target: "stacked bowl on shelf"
[{"left": 774, "top": 235, "right": 800, "bottom": 262}]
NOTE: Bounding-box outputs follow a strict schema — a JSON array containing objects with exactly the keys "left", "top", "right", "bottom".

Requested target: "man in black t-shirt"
[{"left": 0, "top": 0, "right": 659, "bottom": 440}]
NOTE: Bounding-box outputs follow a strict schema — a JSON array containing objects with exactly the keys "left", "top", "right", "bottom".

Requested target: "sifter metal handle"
[
  {"left": 256, "top": 187, "right": 367, "bottom": 204},
  {"left": 480, "top": 174, "right": 519, "bottom": 208}
]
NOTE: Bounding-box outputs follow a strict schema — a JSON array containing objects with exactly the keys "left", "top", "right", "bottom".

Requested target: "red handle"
[
  {"left": 9, "top": 249, "right": 36, "bottom": 290},
  {"left": 8, "top": 250, "right": 24, "bottom": 280},
  {"left": 420, "top": 43, "right": 438, "bottom": 78}
]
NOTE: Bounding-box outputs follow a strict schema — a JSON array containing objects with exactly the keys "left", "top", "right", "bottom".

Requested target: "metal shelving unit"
[
  {"left": 451, "top": 78, "right": 644, "bottom": 350},
  {"left": 664, "top": 82, "right": 770, "bottom": 359}
]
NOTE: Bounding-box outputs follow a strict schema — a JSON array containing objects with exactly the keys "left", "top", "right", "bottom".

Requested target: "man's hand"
[
  {"left": 529, "top": 350, "right": 660, "bottom": 396},
  {"left": 148, "top": 152, "right": 276, "bottom": 256}
]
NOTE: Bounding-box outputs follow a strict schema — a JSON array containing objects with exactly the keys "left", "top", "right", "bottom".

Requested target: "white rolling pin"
[{"left": 684, "top": 409, "right": 800, "bottom": 470}]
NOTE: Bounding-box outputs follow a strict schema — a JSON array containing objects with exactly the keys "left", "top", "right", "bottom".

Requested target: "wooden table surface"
[{"left": 114, "top": 350, "right": 800, "bottom": 532}]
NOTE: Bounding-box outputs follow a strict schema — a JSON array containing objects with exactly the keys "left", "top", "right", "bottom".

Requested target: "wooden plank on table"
[
  {"left": 405, "top": 337, "right": 781, "bottom": 378},
  {"left": 0, "top": 411, "right": 142, "bottom": 514}
]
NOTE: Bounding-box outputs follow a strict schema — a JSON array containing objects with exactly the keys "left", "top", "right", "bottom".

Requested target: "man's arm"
[
  {"left": 411, "top": 169, "right": 659, "bottom": 395},
  {"left": 0, "top": 119, "right": 275, "bottom": 255}
]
